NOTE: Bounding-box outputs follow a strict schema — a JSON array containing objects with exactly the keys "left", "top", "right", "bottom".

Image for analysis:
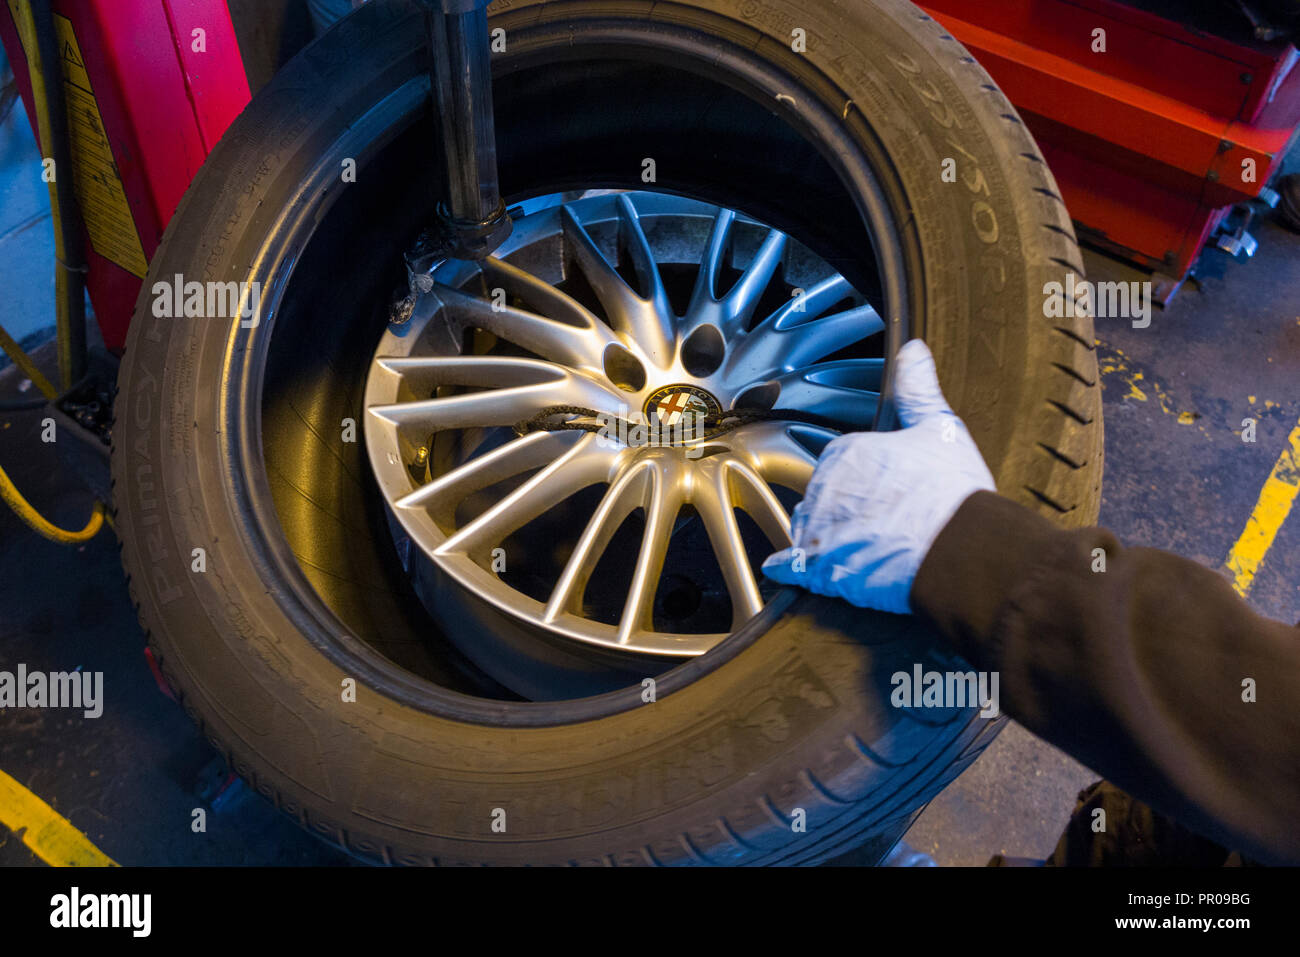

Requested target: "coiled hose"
[{"left": 0, "top": 462, "right": 108, "bottom": 543}]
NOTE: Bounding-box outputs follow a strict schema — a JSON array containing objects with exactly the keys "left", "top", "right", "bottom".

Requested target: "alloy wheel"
[{"left": 363, "top": 190, "right": 889, "bottom": 660}]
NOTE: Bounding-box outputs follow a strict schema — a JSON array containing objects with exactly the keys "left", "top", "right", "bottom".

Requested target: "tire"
[{"left": 111, "top": 0, "right": 1101, "bottom": 865}]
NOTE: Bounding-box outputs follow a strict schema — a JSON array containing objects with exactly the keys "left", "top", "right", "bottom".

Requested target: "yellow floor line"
[
  {"left": 0, "top": 769, "right": 118, "bottom": 866},
  {"left": 1224, "top": 418, "right": 1300, "bottom": 597}
]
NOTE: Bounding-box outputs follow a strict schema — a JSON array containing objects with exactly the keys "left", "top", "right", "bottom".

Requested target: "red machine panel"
[
  {"left": 922, "top": 0, "right": 1300, "bottom": 281},
  {"left": 0, "top": 0, "right": 250, "bottom": 352}
]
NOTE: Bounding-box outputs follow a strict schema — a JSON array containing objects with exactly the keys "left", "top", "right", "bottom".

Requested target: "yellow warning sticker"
[
  {"left": 8, "top": 3, "right": 148, "bottom": 277},
  {"left": 52, "top": 14, "right": 148, "bottom": 277}
]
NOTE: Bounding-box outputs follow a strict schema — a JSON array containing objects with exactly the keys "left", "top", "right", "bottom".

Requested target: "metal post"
[
  {"left": 423, "top": 0, "right": 511, "bottom": 260},
  {"left": 16, "top": 0, "right": 88, "bottom": 389}
]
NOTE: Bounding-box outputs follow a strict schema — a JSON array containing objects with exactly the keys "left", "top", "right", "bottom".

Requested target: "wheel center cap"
[{"left": 643, "top": 384, "right": 723, "bottom": 442}]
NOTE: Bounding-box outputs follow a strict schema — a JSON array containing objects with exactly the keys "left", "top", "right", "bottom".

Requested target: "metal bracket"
[
  {"left": 1234, "top": 0, "right": 1288, "bottom": 41},
  {"left": 1212, "top": 203, "right": 1261, "bottom": 259},
  {"left": 1215, "top": 229, "right": 1259, "bottom": 258}
]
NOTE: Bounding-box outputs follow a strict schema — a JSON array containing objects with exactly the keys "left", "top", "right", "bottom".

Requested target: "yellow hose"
[
  {"left": 0, "top": 322, "right": 59, "bottom": 401},
  {"left": 0, "top": 462, "right": 106, "bottom": 543},
  {"left": 1, "top": 6, "right": 104, "bottom": 545}
]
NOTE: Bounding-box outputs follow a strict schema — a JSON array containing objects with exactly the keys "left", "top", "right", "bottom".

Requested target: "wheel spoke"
[
  {"left": 395, "top": 429, "right": 577, "bottom": 520},
  {"left": 723, "top": 458, "right": 792, "bottom": 549},
  {"left": 691, "top": 455, "right": 790, "bottom": 629},
  {"left": 368, "top": 356, "right": 621, "bottom": 432},
  {"left": 722, "top": 303, "right": 884, "bottom": 391},
  {"left": 760, "top": 274, "right": 855, "bottom": 330},
  {"left": 544, "top": 459, "right": 649, "bottom": 622},
  {"left": 561, "top": 199, "right": 675, "bottom": 365},
  {"left": 617, "top": 459, "right": 682, "bottom": 643},
  {"left": 725, "top": 228, "right": 788, "bottom": 333},
  {"left": 694, "top": 461, "right": 767, "bottom": 627},
  {"left": 771, "top": 359, "right": 884, "bottom": 428},
  {"left": 690, "top": 207, "right": 736, "bottom": 306},
  {"left": 479, "top": 255, "right": 603, "bottom": 331},
  {"left": 686, "top": 209, "right": 788, "bottom": 337},
  {"left": 432, "top": 282, "right": 616, "bottom": 374},
  {"left": 724, "top": 421, "right": 835, "bottom": 494},
  {"left": 434, "top": 434, "right": 615, "bottom": 561},
  {"left": 615, "top": 195, "right": 674, "bottom": 337}
]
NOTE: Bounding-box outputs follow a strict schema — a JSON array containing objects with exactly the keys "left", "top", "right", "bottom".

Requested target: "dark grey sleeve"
[{"left": 910, "top": 491, "right": 1300, "bottom": 865}]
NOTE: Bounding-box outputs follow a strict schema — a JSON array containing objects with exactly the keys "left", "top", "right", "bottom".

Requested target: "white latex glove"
[{"left": 762, "top": 339, "right": 995, "bottom": 613}]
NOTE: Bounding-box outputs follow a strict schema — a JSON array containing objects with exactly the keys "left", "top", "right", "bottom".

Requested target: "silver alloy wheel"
[{"left": 363, "top": 191, "right": 886, "bottom": 658}]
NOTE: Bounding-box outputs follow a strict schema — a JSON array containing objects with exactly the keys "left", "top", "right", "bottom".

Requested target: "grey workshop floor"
[{"left": 1, "top": 92, "right": 1298, "bottom": 864}]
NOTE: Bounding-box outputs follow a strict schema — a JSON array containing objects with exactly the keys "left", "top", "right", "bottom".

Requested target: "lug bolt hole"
[
  {"left": 656, "top": 574, "right": 703, "bottom": 622},
  {"left": 734, "top": 381, "right": 780, "bottom": 411},
  {"left": 681, "top": 324, "right": 726, "bottom": 377},
  {"left": 603, "top": 344, "right": 647, "bottom": 393}
]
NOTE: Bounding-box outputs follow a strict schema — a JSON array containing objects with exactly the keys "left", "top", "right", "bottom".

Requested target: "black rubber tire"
[
  {"left": 1278, "top": 172, "right": 1300, "bottom": 233},
  {"left": 111, "top": 0, "right": 1101, "bottom": 865}
]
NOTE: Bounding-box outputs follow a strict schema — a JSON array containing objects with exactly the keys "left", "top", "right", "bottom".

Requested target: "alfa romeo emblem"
[{"left": 643, "top": 384, "right": 723, "bottom": 440}]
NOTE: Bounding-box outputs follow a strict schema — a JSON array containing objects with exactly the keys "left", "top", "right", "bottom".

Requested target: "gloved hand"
[{"left": 762, "top": 339, "right": 995, "bottom": 614}]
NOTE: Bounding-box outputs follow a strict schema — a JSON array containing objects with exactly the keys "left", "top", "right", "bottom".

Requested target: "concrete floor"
[{"left": 2, "top": 100, "right": 1298, "bottom": 864}]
